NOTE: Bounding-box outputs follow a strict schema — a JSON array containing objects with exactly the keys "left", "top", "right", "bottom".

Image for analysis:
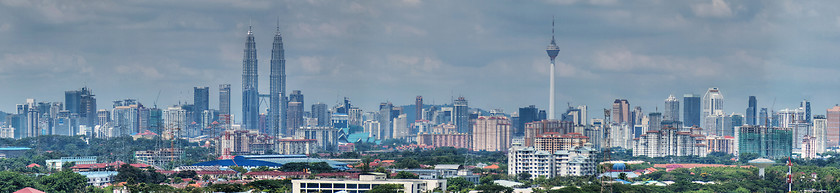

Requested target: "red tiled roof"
[
  {"left": 316, "top": 172, "right": 352, "bottom": 177},
  {"left": 13, "top": 187, "right": 45, "bottom": 193},
  {"left": 244, "top": 171, "right": 308, "bottom": 176},
  {"left": 196, "top": 170, "right": 238, "bottom": 175},
  {"left": 26, "top": 163, "right": 41, "bottom": 168}
]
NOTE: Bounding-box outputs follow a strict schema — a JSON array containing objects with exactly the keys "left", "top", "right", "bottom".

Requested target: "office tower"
[
  {"left": 378, "top": 102, "right": 394, "bottom": 139},
  {"left": 611, "top": 99, "right": 630, "bottom": 124},
  {"left": 759, "top": 108, "right": 769, "bottom": 126},
  {"left": 631, "top": 106, "right": 643, "bottom": 128},
  {"left": 65, "top": 87, "right": 96, "bottom": 127},
  {"left": 664, "top": 95, "right": 680, "bottom": 122},
  {"left": 453, "top": 97, "right": 469, "bottom": 134},
  {"left": 702, "top": 87, "right": 724, "bottom": 128},
  {"left": 473, "top": 116, "right": 511, "bottom": 152},
  {"left": 739, "top": 125, "right": 792, "bottom": 159},
  {"left": 148, "top": 108, "right": 163, "bottom": 135},
  {"left": 25, "top": 99, "right": 38, "bottom": 137},
  {"left": 241, "top": 25, "right": 259, "bottom": 130},
  {"left": 311, "top": 103, "right": 329, "bottom": 126},
  {"left": 827, "top": 106, "right": 840, "bottom": 147},
  {"left": 517, "top": 105, "right": 539, "bottom": 137},
  {"left": 286, "top": 91, "right": 304, "bottom": 136},
  {"left": 194, "top": 86, "right": 209, "bottom": 126},
  {"left": 562, "top": 106, "right": 587, "bottom": 126},
  {"left": 648, "top": 112, "right": 662, "bottom": 131},
  {"left": 270, "top": 23, "right": 286, "bottom": 138},
  {"left": 219, "top": 84, "right": 231, "bottom": 115},
  {"left": 546, "top": 20, "right": 560, "bottom": 120},
  {"left": 747, "top": 96, "right": 757, "bottom": 125},
  {"left": 801, "top": 100, "right": 811, "bottom": 124},
  {"left": 415, "top": 96, "right": 423, "bottom": 121},
  {"left": 813, "top": 115, "right": 827, "bottom": 154},
  {"left": 348, "top": 107, "right": 363, "bottom": 126},
  {"left": 683, "top": 94, "right": 701, "bottom": 127},
  {"left": 364, "top": 120, "right": 382, "bottom": 139},
  {"left": 524, "top": 120, "right": 574, "bottom": 147}
]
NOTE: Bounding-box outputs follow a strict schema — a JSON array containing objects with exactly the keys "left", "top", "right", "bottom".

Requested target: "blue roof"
[
  {"left": 0, "top": 147, "right": 31, "bottom": 151},
  {"left": 77, "top": 171, "right": 118, "bottom": 178},
  {"left": 192, "top": 155, "right": 349, "bottom": 170},
  {"left": 347, "top": 132, "right": 379, "bottom": 144}
]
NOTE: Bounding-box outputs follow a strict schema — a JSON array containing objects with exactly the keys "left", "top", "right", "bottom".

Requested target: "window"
[
  {"left": 348, "top": 184, "right": 358, "bottom": 189},
  {"left": 307, "top": 183, "right": 319, "bottom": 188},
  {"left": 360, "top": 184, "right": 370, "bottom": 189},
  {"left": 335, "top": 184, "right": 345, "bottom": 189}
]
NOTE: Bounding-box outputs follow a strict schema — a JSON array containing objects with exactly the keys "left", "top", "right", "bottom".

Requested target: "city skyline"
[{"left": 1, "top": 1, "right": 840, "bottom": 116}]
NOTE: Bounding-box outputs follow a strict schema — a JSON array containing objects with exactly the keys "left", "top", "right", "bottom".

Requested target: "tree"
[
  {"left": 361, "top": 157, "right": 373, "bottom": 174},
  {"left": 38, "top": 170, "right": 88, "bottom": 193},
  {"left": 252, "top": 166, "right": 272, "bottom": 172},
  {"left": 394, "top": 171, "right": 418, "bottom": 179},
  {"left": 480, "top": 176, "right": 495, "bottom": 185},
  {"left": 174, "top": 170, "right": 198, "bottom": 179},
  {"left": 395, "top": 158, "right": 420, "bottom": 169},
  {"left": 247, "top": 179, "right": 291, "bottom": 192},
  {"left": 0, "top": 171, "right": 34, "bottom": 193},
  {"left": 447, "top": 177, "right": 474, "bottom": 192},
  {"left": 517, "top": 172, "right": 532, "bottom": 181},
  {"left": 209, "top": 183, "right": 245, "bottom": 192},
  {"left": 618, "top": 172, "right": 628, "bottom": 181},
  {"left": 230, "top": 166, "right": 248, "bottom": 174},
  {"left": 474, "top": 184, "right": 513, "bottom": 193},
  {"left": 369, "top": 184, "right": 403, "bottom": 193}
]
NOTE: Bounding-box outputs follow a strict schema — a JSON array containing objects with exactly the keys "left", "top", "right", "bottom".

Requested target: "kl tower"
[{"left": 546, "top": 19, "right": 560, "bottom": 120}]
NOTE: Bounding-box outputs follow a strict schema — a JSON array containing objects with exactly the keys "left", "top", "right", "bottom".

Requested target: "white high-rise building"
[
  {"left": 508, "top": 144, "right": 598, "bottom": 178},
  {"left": 633, "top": 126, "right": 707, "bottom": 157},
  {"left": 664, "top": 94, "right": 680, "bottom": 122},
  {"left": 163, "top": 106, "right": 187, "bottom": 139},
  {"left": 813, "top": 115, "right": 827, "bottom": 154},
  {"left": 702, "top": 88, "right": 724, "bottom": 129}
]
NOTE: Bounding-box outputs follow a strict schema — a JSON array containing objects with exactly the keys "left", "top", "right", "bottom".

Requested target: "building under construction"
[{"left": 739, "top": 125, "right": 792, "bottom": 159}]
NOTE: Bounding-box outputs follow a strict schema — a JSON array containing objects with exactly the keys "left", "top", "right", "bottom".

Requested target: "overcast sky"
[{"left": 1, "top": 0, "right": 839, "bottom": 119}]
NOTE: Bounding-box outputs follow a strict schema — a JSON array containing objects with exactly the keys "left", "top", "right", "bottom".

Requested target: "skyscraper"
[
  {"left": 664, "top": 95, "right": 679, "bottom": 122},
  {"left": 546, "top": 19, "right": 560, "bottom": 120},
  {"left": 473, "top": 116, "right": 511, "bottom": 152},
  {"left": 517, "top": 105, "right": 539, "bottom": 137},
  {"left": 702, "top": 87, "right": 724, "bottom": 129},
  {"left": 286, "top": 90, "right": 304, "bottom": 136},
  {"left": 65, "top": 87, "right": 96, "bottom": 127},
  {"left": 219, "top": 84, "right": 231, "bottom": 116},
  {"left": 813, "top": 115, "right": 827, "bottom": 154},
  {"left": 379, "top": 102, "right": 394, "bottom": 139},
  {"left": 270, "top": 23, "right": 286, "bottom": 138},
  {"left": 611, "top": 99, "right": 630, "bottom": 125},
  {"left": 827, "top": 106, "right": 840, "bottom": 147},
  {"left": 747, "top": 96, "right": 757, "bottom": 125},
  {"left": 241, "top": 25, "right": 259, "bottom": 130},
  {"left": 415, "top": 96, "right": 423, "bottom": 121},
  {"left": 453, "top": 97, "right": 469, "bottom": 134},
  {"left": 801, "top": 100, "right": 811, "bottom": 124},
  {"left": 683, "top": 94, "right": 701, "bottom": 127},
  {"left": 194, "top": 86, "right": 209, "bottom": 127},
  {"left": 312, "top": 103, "right": 329, "bottom": 126}
]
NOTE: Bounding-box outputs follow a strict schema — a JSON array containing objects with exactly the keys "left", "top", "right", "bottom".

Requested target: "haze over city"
[{"left": 1, "top": 0, "right": 839, "bottom": 115}]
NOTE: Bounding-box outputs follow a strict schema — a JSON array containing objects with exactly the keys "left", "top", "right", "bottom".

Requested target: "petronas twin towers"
[{"left": 242, "top": 23, "right": 286, "bottom": 137}]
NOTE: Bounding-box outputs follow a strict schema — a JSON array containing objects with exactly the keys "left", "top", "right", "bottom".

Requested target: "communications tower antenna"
[{"left": 601, "top": 108, "right": 612, "bottom": 193}]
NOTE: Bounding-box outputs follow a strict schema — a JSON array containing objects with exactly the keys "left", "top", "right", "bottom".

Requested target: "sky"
[{"left": 1, "top": 0, "right": 840, "bottom": 120}]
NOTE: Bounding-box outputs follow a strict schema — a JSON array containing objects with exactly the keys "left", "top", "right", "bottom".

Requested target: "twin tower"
[{"left": 242, "top": 24, "right": 286, "bottom": 137}]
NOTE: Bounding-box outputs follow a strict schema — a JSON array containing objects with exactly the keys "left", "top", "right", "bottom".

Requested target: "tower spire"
[{"left": 276, "top": 16, "right": 281, "bottom": 33}]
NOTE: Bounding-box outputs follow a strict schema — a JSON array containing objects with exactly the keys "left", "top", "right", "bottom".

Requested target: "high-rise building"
[
  {"left": 747, "top": 96, "right": 757, "bottom": 125},
  {"left": 112, "top": 103, "right": 141, "bottom": 136},
  {"left": 683, "top": 94, "right": 701, "bottom": 128},
  {"left": 813, "top": 115, "right": 827, "bottom": 154},
  {"left": 311, "top": 103, "right": 329, "bottom": 126},
  {"left": 393, "top": 114, "right": 410, "bottom": 139},
  {"left": 270, "top": 23, "right": 286, "bottom": 138},
  {"left": 241, "top": 25, "right": 260, "bottom": 131},
  {"left": 648, "top": 112, "right": 662, "bottom": 131},
  {"left": 508, "top": 144, "right": 597, "bottom": 178},
  {"left": 702, "top": 87, "right": 724, "bottom": 129},
  {"left": 453, "top": 97, "right": 469, "bottom": 134},
  {"left": 759, "top": 108, "right": 769, "bottom": 126},
  {"left": 827, "top": 106, "right": 840, "bottom": 147},
  {"left": 631, "top": 106, "right": 643, "bottom": 128},
  {"left": 524, "top": 120, "right": 574, "bottom": 147},
  {"left": 194, "top": 86, "right": 209, "bottom": 127},
  {"left": 664, "top": 95, "right": 680, "bottom": 122},
  {"left": 801, "top": 100, "right": 811, "bottom": 124},
  {"left": 738, "top": 125, "right": 792, "bottom": 159},
  {"left": 378, "top": 102, "right": 394, "bottom": 139},
  {"left": 65, "top": 87, "right": 96, "bottom": 127},
  {"left": 546, "top": 19, "right": 560, "bottom": 120},
  {"left": 415, "top": 96, "right": 423, "bottom": 121},
  {"left": 472, "top": 116, "right": 511, "bottom": 152},
  {"left": 611, "top": 99, "right": 630, "bottom": 125},
  {"left": 219, "top": 84, "right": 231, "bottom": 116},
  {"left": 25, "top": 99, "right": 38, "bottom": 137},
  {"left": 633, "top": 126, "right": 707, "bottom": 157},
  {"left": 286, "top": 90, "right": 304, "bottom": 136},
  {"left": 517, "top": 105, "right": 540, "bottom": 137},
  {"left": 163, "top": 105, "right": 187, "bottom": 139}
]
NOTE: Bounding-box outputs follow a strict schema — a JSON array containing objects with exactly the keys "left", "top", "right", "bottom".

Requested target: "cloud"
[{"left": 692, "top": 0, "right": 733, "bottom": 18}]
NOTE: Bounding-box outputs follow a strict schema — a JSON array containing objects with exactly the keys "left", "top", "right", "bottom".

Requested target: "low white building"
[
  {"left": 77, "top": 171, "right": 118, "bottom": 187},
  {"left": 507, "top": 144, "right": 598, "bottom": 179},
  {"left": 292, "top": 173, "right": 446, "bottom": 193}
]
